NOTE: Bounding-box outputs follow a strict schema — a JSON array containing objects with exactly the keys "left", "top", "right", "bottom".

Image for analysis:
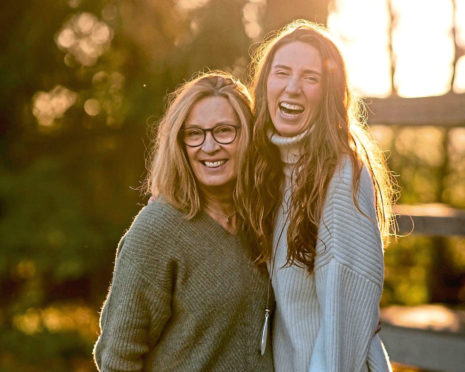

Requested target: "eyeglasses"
[{"left": 182, "top": 124, "right": 240, "bottom": 147}]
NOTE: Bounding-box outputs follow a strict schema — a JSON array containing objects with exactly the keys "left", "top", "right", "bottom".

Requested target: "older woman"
[
  {"left": 242, "top": 20, "right": 396, "bottom": 371},
  {"left": 94, "top": 72, "right": 273, "bottom": 371}
]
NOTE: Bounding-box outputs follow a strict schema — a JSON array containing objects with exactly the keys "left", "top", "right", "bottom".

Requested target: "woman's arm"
[
  {"left": 309, "top": 163, "right": 391, "bottom": 372},
  {"left": 94, "top": 206, "right": 173, "bottom": 371}
]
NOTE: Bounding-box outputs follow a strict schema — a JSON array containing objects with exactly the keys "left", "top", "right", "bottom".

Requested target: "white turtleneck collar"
[{"left": 269, "top": 125, "right": 314, "bottom": 165}]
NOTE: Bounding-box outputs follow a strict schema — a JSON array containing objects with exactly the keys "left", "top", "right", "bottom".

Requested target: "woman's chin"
[
  {"left": 273, "top": 121, "right": 307, "bottom": 137},
  {"left": 198, "top": 177, "right": 236, "bottom": 194}
]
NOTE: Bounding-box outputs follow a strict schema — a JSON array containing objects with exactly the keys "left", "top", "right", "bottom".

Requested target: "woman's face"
[
  {"left": 183, "top": 95, "right": 241, "bottom": 193},
  {"left": 266, "top": 40, "right": 323, "bottom": 137}
]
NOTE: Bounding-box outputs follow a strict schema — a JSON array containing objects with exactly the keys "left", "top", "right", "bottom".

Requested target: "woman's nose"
[
  {"left": 201, "top": 132, "right": 220, "bottom": 153},
  {"left": 285, "top": 75, "right": 300, "bottom": 95}
]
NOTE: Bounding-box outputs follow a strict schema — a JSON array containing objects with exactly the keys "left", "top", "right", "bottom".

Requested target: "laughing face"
[
  {"left": 266, "top": 41, "right": 323, "bottom": 137},
  {"left": 184, "top": 95, "right": 240, "bottom": 193}
]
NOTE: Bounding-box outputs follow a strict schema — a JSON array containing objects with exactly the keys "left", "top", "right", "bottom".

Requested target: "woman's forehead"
[
  {"left": 185, "top": 96, "right": 240, "bottom": 126},
  {"left": 271, "top": 41, "right": 322, "bottom": 73}
]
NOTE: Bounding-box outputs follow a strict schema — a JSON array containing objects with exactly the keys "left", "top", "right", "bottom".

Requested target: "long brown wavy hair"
[
  {"left": 145, "top": 71, "right": 253, "bottom": 219},
  {"left": 240, "top": 20, "right": 396, "bottom": 272}
]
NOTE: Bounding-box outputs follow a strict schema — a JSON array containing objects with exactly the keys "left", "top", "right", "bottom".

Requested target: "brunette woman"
[{"left": 242, "top": 20, "right": 395, "bottom": 372}]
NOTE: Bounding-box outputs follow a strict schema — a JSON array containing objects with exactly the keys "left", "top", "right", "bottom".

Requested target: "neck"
[
  {"left": 270, "top": 128, "right": 311, "bottom": 165},
  {"left": 201, "top": 185, "right": 237, "bottom": 234}
]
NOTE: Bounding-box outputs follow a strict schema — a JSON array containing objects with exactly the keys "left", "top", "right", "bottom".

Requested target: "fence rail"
[
  {"left": 395, "top": 203, "right": 465, "bottom": 236},
  {"left": 380, "top": 323, "right": 465, "bottom": 372},
  {"left": 366, "top": 93, "right": 465, "bottom": 127}
]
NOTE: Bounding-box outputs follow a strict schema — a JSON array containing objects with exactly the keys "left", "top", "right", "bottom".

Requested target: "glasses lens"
[
  {"left": 213, "top": 125, "right": 237, "bottom": 144},
  {"left": 183, "top": 128, "right": 204, "bottom": 146}
]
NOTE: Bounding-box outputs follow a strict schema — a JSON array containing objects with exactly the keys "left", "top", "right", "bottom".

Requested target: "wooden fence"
[{"left": 366, "top": 92, "right": 465, "bottom": 372}]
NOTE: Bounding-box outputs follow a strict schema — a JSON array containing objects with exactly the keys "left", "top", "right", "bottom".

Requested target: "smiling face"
[
  {"left": 267, "top": 41, "right": 324, "bottom": 137},
  {"left": 184, "top": 95, "right": 240, "bottom": 193}
]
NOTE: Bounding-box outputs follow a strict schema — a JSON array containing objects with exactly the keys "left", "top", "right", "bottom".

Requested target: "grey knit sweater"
[
  {"left": 94, "top": 199, "right": 274, "bottom": 371},
  {"left": 269, "top": 132, "right": 391, "bottom": 372}
]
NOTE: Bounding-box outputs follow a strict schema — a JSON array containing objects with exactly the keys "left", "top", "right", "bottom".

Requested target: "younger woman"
[{"left": 243, "top": 20, "right": 396, "bottom": 372}]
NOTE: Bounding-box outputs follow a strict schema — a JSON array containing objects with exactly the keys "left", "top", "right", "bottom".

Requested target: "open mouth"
[
  {"left": 201, "top": 160, "right": 227, "bottom": 168},
  {"left": 279, "top": 102, "right": 304, "bottom": 116}
]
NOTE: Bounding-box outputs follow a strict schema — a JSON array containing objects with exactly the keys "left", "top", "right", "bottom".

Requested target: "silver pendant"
[{"left": 260, "top": 308, "right": 271, "bottom": 355}]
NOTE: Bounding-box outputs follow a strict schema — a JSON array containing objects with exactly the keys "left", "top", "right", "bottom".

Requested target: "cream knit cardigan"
[{"left": 269, "top": 132, "right": 392, "bottom": 372}]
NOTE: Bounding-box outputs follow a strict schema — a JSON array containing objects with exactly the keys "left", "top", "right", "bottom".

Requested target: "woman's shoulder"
[
  {"left": 330, "top": 156, "right": 374, "bottom": 198},
  {"left": 136, "top": 197, "right": 186, "bottom": 228},
  {"left": 114, "top": 199, "right": 186, "bottom": 290},
  {"left": 118, "top": 198, "right": 187, "bottom": 258}
]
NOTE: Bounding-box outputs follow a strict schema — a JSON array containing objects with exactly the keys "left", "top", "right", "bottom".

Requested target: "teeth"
[
  {"left": 204, "top": 160, "right": 226, "bottom": 168},
  {"left": 280, "top": 102, "right": 304, "bottom": 111}
]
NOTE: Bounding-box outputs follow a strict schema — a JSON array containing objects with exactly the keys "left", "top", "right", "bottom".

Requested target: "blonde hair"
[
  {"left": 241, "top": 20, "right": 396, "bottom": 272},
  {"left": 145, "top": 71, "right": 253, "bottom": 218}
]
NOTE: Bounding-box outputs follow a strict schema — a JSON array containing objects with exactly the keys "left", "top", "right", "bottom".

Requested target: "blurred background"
[{"left": 1, "top": 0, "right": 464, "bottom": 371}]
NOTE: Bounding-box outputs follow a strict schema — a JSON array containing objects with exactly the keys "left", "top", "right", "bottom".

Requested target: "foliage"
[{"left": 371, "top": 125, "right": 465, "bottom": 306}]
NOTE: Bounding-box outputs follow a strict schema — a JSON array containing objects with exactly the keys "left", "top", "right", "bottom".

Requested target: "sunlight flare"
[{"left": 329, "top": 0, "right": 465, "bottom": 97}]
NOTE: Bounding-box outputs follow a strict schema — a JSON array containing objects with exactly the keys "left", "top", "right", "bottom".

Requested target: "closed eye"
[
  {"left": 304, "top": 75, "right": 320, "bottom": 83},
  {"left": 274, "top": 70, "right": 289, "bottom": 77}
]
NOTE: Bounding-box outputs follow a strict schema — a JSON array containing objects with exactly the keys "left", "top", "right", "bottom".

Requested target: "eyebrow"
[
  {"left": 272, "top": 64, "right": 322, "bottom": 76},
  {"left": 184, "top": 122, "right": 238, "bottom": 128}
]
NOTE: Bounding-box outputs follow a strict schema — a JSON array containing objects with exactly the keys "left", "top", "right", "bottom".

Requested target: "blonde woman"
[
  {"left": 94, "top": 72, "right": 273, "bottom": 371},
  {"left": 242, "top": 21, "right": 396, "bottom": 371}
]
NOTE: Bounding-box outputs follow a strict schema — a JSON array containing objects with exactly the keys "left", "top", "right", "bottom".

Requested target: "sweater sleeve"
[
  {"left": 94, "top": 205, "right": 174, "bottom": 371},
  {"left": 308, "top": 162, "right": 391, "bottom": 372}
]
